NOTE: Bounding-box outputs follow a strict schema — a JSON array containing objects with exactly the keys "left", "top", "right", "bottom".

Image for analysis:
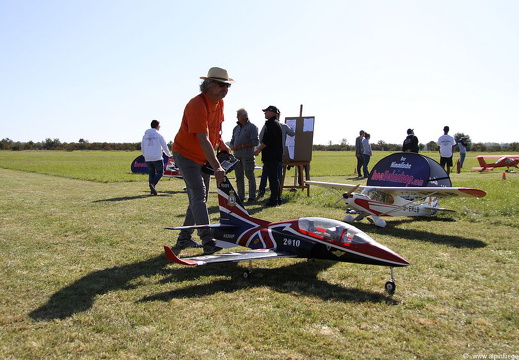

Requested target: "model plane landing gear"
[
  {"left": 385, "top": 281, "right": 396, "bottom": 295},
  {"left": 384, "top": 267, "right": 397, "bottom": 295},
  {"left": 243, "top": 260, "right": 253, "bottom": 279}
]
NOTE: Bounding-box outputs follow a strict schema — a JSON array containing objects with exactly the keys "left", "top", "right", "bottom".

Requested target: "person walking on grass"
[{"left": 141, "top": 119, "right": 172, "bottom": 196}]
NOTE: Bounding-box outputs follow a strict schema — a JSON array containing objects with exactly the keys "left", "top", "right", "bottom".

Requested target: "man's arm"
[{"left": 196, "top": 133, "right": 225, "bottom": 184}]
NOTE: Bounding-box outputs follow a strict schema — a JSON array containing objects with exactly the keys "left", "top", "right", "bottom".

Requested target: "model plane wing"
[
  {"left": 306, "top": 180, "right": 486, "bottom": 198},
  {"left": 164, "top": 246, "right": 297, "bottom": 266},
  {"left": 306, "top": 180, "right": 364, "bottom": 193},
  {"left": 165, "top": 224, "right": 237, "bottom": 231},
  {"left": 375, "top": 187, "right": 486, "bottom": 198},
  {"left": 476, "top": 155, "right": 519, "bottom": 159}
]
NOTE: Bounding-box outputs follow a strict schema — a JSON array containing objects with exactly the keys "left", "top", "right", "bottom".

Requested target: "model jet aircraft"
[
  {"left": 471, "top": 155, "right": 519, "bottom": 172},
  {"left": 306, "top": 180, "right": 486, "bottom": 228},
  {"left": 163, "top": 176, "right": 410, "bottom": 295}
]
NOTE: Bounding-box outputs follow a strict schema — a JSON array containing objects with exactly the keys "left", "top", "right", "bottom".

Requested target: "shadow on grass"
[
  {"left": 29, "top": 255, "right": 170, "bottom": 321},
  {"left": 29, "top": 255, "right": 396, "bottom": 321},
  {"left": 169, "top": 203, "right": 278, "bottom": 222},
  {"left": 93, "top": 191, "right": 186, "bottom": 202},
  {"left": 139, "top": 259, "right": 397, "bottom": 305},
  {"left": 354, "top": 218, "right": 487, "bottom": 249}
]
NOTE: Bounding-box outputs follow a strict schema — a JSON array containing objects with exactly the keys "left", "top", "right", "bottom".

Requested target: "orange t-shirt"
[{"left": 172, "top": 94, "right": 224, "bottom": 164}]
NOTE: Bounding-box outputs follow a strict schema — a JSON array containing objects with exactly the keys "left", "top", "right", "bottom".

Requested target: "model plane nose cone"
[
  {"left": 377, "top": 243, "right": 411, "bottom": 266},
  {"left": 351, "top": 230, "right": 410, "bottom": 267}
]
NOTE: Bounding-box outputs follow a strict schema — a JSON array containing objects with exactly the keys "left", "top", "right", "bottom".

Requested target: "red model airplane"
[
  {"left": 472, "top": 155, "right": 519, "bottom": 172},
  {"left": 164, "top": 176, "right": 410, "bottom": 295}
]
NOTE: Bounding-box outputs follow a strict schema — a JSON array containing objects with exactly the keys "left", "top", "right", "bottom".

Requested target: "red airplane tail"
[{"left": 477, "top": 156, "right": 488, "bottom": 168}]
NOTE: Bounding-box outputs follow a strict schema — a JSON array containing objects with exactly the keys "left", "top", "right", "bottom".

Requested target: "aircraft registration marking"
[{"left": 283, "top": 238, "right": 301, "bottom": 247}]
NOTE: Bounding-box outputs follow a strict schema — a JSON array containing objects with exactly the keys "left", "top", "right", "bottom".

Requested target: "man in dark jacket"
[
  {"left": 402, "top": 128, "right": 419, "bottom": 153},
  {"left": 254, "top": 105, "right": 283, "bottom": 206}
]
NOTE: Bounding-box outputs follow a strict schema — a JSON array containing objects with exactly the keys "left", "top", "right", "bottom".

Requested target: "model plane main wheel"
[
  {"left": 385, "top": 281, "right": 396, "bottom": 295},
  {"left": 243, "top": 270, "right": 251, "bottom": 279}
]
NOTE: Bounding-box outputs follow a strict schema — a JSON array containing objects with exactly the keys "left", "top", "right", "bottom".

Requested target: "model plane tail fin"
[
  {"left": 477, "top": 157, "right": 488, "bottom": 169},
  {"left": 218, "top": 176, "right": 249, "bottom": 219}
]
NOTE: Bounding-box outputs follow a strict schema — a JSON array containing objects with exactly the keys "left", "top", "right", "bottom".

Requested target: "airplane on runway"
[
  {"left": 471, "top": 155, "right": 519, "bottom": 172},
  {"left": 306, "top": 180, "right": 486, "bottom": 228},
  {"left": 164, "top": 176, "right": 410, "bottom": 295}
]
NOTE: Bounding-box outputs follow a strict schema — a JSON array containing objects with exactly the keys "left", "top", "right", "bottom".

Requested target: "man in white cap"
[{"left": 171, "top": 67, "right": 233, "bottom": 255}]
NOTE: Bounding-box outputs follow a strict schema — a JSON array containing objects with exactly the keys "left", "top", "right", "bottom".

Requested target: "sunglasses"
[{"left": 215, "top": 81, "right": 231, "bottom": 88}]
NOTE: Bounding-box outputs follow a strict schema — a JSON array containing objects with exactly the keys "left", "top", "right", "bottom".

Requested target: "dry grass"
[{"left": 0, "top": 151, "right": 518, "bottom": 359}]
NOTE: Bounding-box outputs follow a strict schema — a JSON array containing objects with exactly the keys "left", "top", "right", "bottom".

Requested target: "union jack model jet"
[{"left": 164, "top": 176, "right": 409, "bottom": 295}]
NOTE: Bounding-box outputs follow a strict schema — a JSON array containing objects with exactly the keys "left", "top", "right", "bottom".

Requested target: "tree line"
[{"left": 1, "top": 136, "right": 518, "bottom": 152}]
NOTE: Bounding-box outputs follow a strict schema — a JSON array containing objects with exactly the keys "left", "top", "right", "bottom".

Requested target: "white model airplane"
[{"left": 306, "top": 180, "right": 486, "bottom": 228}]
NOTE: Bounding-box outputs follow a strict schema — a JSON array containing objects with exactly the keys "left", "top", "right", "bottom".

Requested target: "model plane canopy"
[{"left": 298, "top": 217, "right": 372, "bottom": 245}]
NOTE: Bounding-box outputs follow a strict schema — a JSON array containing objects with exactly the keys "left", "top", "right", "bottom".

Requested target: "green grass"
[{"left": 0, "top": 150, "right": 518, "bottom": 359}]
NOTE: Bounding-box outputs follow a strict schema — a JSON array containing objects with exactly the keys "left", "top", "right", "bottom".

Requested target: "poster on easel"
[{"left": 283, "top": 116, "right": 314, "bottom": 162}]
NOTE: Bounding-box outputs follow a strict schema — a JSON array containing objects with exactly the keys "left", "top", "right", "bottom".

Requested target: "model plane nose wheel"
[
  {"left": 385, "top": 267, "right": 396, "bottom": 295},
  {"left": 384, "top": 281, "right": 396, "bottom": 295}
]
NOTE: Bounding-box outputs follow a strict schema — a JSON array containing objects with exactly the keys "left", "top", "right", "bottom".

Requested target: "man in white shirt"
[
  {"left": 141, "top": 120, "right": 172, "bottom": 195},
  {"left": 437, "top": 126, "right": 456, "bottom": 175}
]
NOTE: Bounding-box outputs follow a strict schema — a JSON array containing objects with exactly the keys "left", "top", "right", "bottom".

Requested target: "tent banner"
[{"left": 367, "top": 152, "right": 451, "bottom": 187}]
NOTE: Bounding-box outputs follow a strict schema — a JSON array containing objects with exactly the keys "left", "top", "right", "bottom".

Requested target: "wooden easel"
[
  {"left": 280, "top": 105, "right": 312, "bottom": 196},
  {"left": 281, "top": 160, "right": 310, "bottom": 196}
]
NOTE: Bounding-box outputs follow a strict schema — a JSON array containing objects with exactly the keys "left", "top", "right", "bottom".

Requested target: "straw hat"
[{"left": 200, "top": 67, "right": 234, "bottom": 84}]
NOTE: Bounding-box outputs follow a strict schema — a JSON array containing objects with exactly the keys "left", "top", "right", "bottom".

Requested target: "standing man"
[
  {"left": 437, "top": 126, "right": 456, "bottom": 175},
  {"left": 257, "top": 108, "right": 294, "bottom": 198},
  {"left": 362, "top": 133, "right": 372, "bottom": 179},
  {"left": 458, "top": 137, "right": 468, "bottom": 168},
  {"left": 254, "top": 105, "right": 283, "bottom": 207},
  {"left": 141, "top": 119, "right": 172, "bottom": 195},
  {"left": 171, "top": 67, "right": 233, "bottom": 255},
  {"left": 402, "top": 128, "right": 419, "bottom": 153},
  {"left": 230, "top": 108, "right": 259, "bottom": 202},
  {"left": 355, "top": 130, "right": 365, "bottom": 178}
]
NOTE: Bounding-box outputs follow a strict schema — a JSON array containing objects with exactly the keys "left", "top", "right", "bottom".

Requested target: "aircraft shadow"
[
  {"left": 29, "top": 254, "right": 396, "bottom": 321},
  {"left": 93, "top": 191, "right": 186, "bottom": 202},
  {"left": 170, "top": 204, "right": 267, "bottom": 221},
  {"left": 354, "top": 219, "right": 487, "bottom": 249},
  {"left": 139, "top": 259, "right": 396, "bottom": 305},
  {"left": 29, "top": 255, "right": 170, "bottom": 321}
]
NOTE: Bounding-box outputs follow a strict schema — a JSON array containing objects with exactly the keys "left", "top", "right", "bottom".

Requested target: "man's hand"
[{"left": 214, "top": 167, "right": 225, "bottom": 184}]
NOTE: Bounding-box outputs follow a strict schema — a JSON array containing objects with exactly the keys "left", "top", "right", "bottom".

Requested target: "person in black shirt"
[
  {"left": 254, "top": 105, "right": 283, "bottom": 206},
  {"left": 402, "top": 128, "right": 419, "bottom": 153}
]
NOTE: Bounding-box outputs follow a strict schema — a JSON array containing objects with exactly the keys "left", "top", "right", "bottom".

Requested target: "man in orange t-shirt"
[{"left": 172, "top": 67, "right": 232, "bottom": 255}]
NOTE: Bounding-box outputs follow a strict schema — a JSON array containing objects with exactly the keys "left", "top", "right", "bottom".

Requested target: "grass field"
[{"left": 0, "top": 150, "right": 517, "bottom": 359}]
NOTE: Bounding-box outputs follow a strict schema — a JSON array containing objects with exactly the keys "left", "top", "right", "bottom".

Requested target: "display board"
[{"left": 283, "top": 116, "right": 315, "bottom": 162}]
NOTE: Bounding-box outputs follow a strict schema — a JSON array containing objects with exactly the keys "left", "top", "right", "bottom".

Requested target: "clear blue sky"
[{"left": 1, "top": 0, "right": 518, "bottom": 146}]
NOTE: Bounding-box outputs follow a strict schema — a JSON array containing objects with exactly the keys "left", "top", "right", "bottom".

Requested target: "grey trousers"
[
  {"left": 173, "top": 152, "right": 212, "bottom": 245},
  {"left": 234, "top": 156, "right": 256, "bottom": 200}
]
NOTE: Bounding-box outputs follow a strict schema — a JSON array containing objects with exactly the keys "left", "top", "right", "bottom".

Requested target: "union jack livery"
[{"left": 164, "top": 176, "right": 410, "bottom": 295}]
